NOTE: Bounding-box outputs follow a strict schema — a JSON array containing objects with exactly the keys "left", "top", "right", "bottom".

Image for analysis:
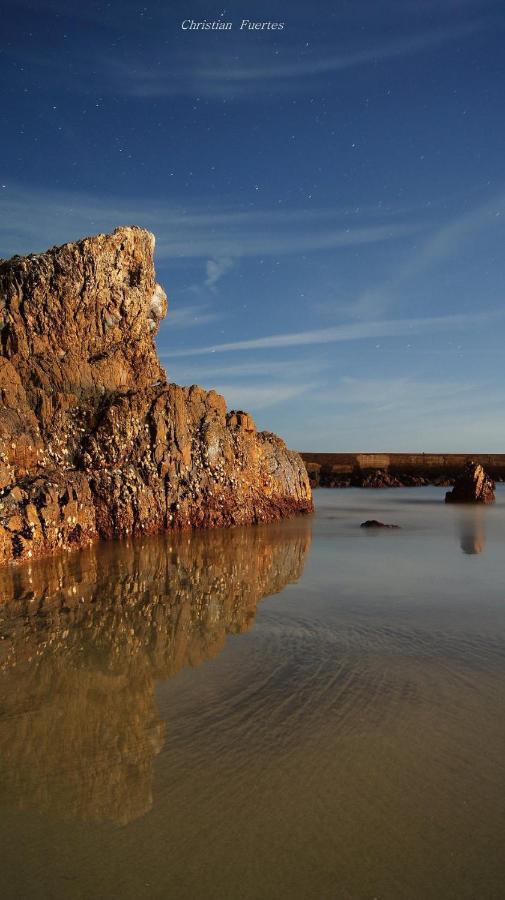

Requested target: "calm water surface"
[{"left": 1, "top": 487, "right": 505, "bottom": 899}]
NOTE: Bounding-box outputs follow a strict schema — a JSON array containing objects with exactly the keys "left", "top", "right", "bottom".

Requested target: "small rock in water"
[
  {"left": 0, "top": 227, "right": 313, "bottom": 567},
  {"left": 360, "top": 519, "right": 400, "bottom": 529},
  {"left": 445, "top": 461, "right": 495, "bottom": 505}
]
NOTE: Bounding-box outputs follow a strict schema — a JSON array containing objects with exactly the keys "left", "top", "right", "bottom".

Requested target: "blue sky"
[{"left": 1, "top": 0, "right": 504, "bottom": 451}]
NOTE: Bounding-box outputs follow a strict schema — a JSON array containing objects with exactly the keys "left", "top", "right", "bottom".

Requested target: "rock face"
[
  {"left": 0, "top": 226, "right": 312, "bottom": 566},
  {"left": 445, "top": 461, "right": 495, "bottom": 505}
]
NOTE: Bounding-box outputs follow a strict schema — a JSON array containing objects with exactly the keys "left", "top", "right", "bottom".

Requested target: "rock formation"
[
  {"left": 445, "top": 460, "right": 495, "bottom": 505},
  {"left": 0, "top": 226, "right": 312, "bottom": 566}
]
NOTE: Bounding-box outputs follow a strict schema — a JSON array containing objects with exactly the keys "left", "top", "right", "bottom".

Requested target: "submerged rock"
[
  {"left": 0, "top": 226, "right": 312, "bottom": 566},
  {"left": 360, "top": 520, "right": 400, "bottom": 529},
  {"left": 445, "top": 461, "right": 495, "bottom": 505}
]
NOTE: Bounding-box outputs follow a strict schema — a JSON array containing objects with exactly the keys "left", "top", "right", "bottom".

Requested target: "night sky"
[{"left": 1, "top": 0, "right": 504, "bottom": 451}]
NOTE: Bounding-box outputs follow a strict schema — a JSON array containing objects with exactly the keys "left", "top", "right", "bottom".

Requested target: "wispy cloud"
[
  {"left": 287, "top": 375, "right": 505, "bottom": 452},
  {"left": 155, "top": 221, "right": 418, "bottom": 261},
  {"left": 211, "top": 382, "right": 316, "bottom": 411},
  {"left": 205, "top": 257, "right": 234, "bottom": 288},
  {"left": 163, "top": 358, "right": 329, "bottom": 379},
  {"left": 166, "top": 303, "right": 219, "bottom": 329},
  {"left": 327, "top": 375, "right": 481, "bottom": 415},
  {"left": 200, "top": 22, "right": 482, "bottom": 80},
  {"left": 164, "top": 357, "right": 328, "bottom": 413},
  {"left": 109, "top": 20, "right": 486, "bottom": 99},
  {"left": 2, "top": 4, "right": 494, "bottom": 102},
  {"left": 320, "top": 188, "right": 505, "bottom": 321},
  {"left": 168, "top": 312, "right": 492, "bottom": 358},
  {"left": 0, "top": 183, "right": 419, "bottom": 261}
]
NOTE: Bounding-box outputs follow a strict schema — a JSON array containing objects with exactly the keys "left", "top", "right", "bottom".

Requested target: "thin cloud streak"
[
  {"left": 213, "top": 382, "right": 316, "bottom": 411},
  {"left": 285, "top": 375, "right": 505, "bottom": 452},
  {"left": 112, "top": 20, "right": 487, "bottom": 99},
  {"left": 0, "top": 184, "right": 419, "bottom": 260},
  {"left": 166, "top": 304, "right": 219, "bottom": 328},
  {"left": 165, "top": 359, "right": 328, "bottom": 413},
  {"left": 198, "top": 22, "right": 483, "bottom": 82},
  {"left": 162, "top": 358, "right": 329, "bottom": 379},
  {"left": 337, "top": 188, "right": 505, "bottom": 320},
  {"left": 169, "top": 312, "right": 492, "bottom": 357},
  {"left": 155, "top": 223, "right": 420, "bottom": 260}
]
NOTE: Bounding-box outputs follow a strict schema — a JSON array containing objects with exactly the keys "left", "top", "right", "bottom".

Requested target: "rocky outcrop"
[
  {"left": 445, "top": 461, "right": 495, "bottom": 504},
  {"left": 0, "top": 227, "right": 312, "bottom": 565}
]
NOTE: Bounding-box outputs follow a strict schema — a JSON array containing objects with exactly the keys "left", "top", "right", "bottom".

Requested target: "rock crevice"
[{"left": 0, "top": 226, "right": 312, "bottom": 565}]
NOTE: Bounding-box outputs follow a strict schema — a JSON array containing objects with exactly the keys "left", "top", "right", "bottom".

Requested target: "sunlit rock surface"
[
  {"left": 0, "top": 227, "right": 312, "bottom": 565},
  {"left": 445, "top": 461, "right": 495, "bottom": 505}
]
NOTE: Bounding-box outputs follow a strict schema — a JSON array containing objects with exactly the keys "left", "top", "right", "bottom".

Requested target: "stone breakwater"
[
  {"left": 303, "top": 453, "right": 505, "bottom": 488},
  {"left": 0, "top": 226, "right": 312, "bottom": 566}
]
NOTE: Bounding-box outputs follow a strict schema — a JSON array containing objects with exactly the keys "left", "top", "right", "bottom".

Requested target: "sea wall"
[{"left": 302, "top": 453, "right": 505, "bottom": 487}]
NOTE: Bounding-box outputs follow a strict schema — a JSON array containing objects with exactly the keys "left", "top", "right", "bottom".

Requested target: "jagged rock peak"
[
  {"left": 0, "top": 227, "right": 312, "bottom": 566},
  {"left": 0, "top": 225, "right": 167, "bottom": 398}
]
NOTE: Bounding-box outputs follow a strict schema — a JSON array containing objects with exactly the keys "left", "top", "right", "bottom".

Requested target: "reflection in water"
[
  {"left": 457, "top": 506, "right": 486, "bottom": 555},
  {"left": 1, "top": 489, "right": 505, "bottom": 899},
  {"left": 0, "top": 523, "right": 311, "bottom": 825}
]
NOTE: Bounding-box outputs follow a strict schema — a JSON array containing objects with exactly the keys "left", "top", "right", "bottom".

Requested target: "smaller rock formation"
[
  {"left": 445, "top": 461, "right": 495, "bottom": 505},
  {"left": 360, "top": 520, "right": 400, "bottom": 529},
  {"left": 353, "top": 469, "right": 402, "bottom": 488}
]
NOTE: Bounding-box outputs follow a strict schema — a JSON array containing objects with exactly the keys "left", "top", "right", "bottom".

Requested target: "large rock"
[
  {"left": 0, "top": 226, "right": 312, "bottom": 565},
  {"left": 445, "top": 460, "right": 495, "bottom": 504}
]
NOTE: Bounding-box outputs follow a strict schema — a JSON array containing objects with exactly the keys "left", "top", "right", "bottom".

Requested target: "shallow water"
[{"left": 1, "top": 487, "right": 505, "bottom": 899}]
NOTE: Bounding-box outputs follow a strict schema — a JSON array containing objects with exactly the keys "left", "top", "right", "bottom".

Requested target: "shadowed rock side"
[
  {"left": 0, "top": 521, "right": 311, "bottom": 824},
  {"left": 0, "top": 226, "right": 312, "bottom": 566}
]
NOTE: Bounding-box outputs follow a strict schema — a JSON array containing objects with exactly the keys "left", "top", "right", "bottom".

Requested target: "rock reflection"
[
  {"left": 457, "top": 508, "right": 486, "bottom": 555},
  {"left": 0, "top": 522, "right": 311, "bottom": 825}
]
